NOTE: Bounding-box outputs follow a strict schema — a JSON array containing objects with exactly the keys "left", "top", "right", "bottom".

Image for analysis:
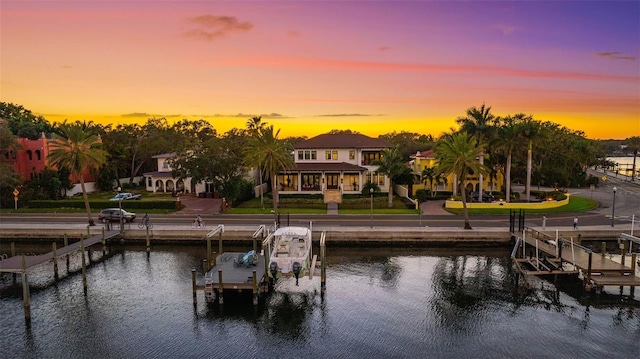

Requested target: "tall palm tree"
[
  {"left": 48, "top": 123, "right": 107, "bottom": 226},
  {"left": 624, "top": 136, "right": 640, "bottom": 182},
  {"left": 372, "top": 147, "right": 406, "bottom": 208},
  {"left": 243, "top": 125, "right": 294, "bottom": 219},
  {"left": 493, "top": 114, "right": 528, "bottom": 202},
  {"left": 244, "top": 116, "right": 268, "bottom": 208},
  {"left": 246, "top": 116, "right": 266, "bottom": 135},
  {"left": 518, "top": 117, "right": 542, "bottom": 202},
  {"left": 435, "top": 132, "right": 487, "bottom": 229},
  {"left": 456, "top": 104, "right": 496, "bottom": 202},
  {"left": 421, "top": 166, "right": 437, "bottom": 197}
]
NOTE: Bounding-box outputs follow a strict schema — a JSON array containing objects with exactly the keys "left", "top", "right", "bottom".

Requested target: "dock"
[
  {"left": 0, "top": 229, "right": 120, "bottom": 274},
  {"left": 512, "top": 227, "right": 640, "bottom": 293}
]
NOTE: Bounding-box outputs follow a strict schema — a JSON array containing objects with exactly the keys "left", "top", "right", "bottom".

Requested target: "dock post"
[
  {"left": 203, "top": 259, "right": 208, "bottom": 272},
  {"left": 146, "top": 227, "right": 150, "bottom": 254},
  {"left": 218, "top": 231, "right": 223, "bottom": 258},
  {"left": 81, "top": 235, "right": 87, "bottom": 294},
  {"left": 252, "top": 270, "right": 258, "bottom": 305},
  {"left": 102, "top": 227, "right": 105, "bottom": 244},
  {"left": 253, "top": 236, "right": 257, "bottom": 255},
  {"left": 64, "top": 234, "right": 70, "bottom": 270},
  {"left": 321, "top": 238, "right": 326, "bottom": 293},
  {"left": 212, "top": 252, "right": 217, "bottom": 267},
  {"left": 601, "top": 242, "right": 606, "bottom": 257},
  {"left": 558, "top": 239, "right": 563, "bottom": 268},
  {"left": 52, "top": 242, "right": 59, "bottom": 280},
  {"left": 21, "top": 255, "right": 31, "bottom": 322},
  {"left": 87, "top": 225, "right": 90, "bottom": 238},
  {"left": 207, "top": 238, "right": 212, "bottom": 269},
  {"left": 11, "top": 242, "right": 16, "bottom": 283},
  {"left": 191, "top": 268, "right": 197, "bottom": 305},
  {"left": 586, "top": 252, "right": 593, "bottom": 291},
  {"left": 621, "top": 242, "right": 626, "bottom": 266},
  {"left": 218, "top": 270, "right": 224, "bottom": 304},
  {"left": 632, "top": 253, "right": 637, "bottom": 272}
]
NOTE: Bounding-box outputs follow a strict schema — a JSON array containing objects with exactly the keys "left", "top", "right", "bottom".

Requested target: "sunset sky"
[{"left": 2, "top": 0, "right": 639, "bottom": 139}]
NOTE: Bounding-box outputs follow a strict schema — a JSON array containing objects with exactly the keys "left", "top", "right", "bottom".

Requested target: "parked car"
[
  {"left": 470, "top": 192, "right": 495, "bottom": 202},
  {"left": 109, "top": 192, "right": 141, "bottom": 201},
  {"left": 98, "top": 208, "right": 137, "bottom": 223}
]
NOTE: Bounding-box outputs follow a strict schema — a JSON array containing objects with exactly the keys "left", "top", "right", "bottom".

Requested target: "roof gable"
[{"left": 294, "top": 133, "right": 392, "bottom": 149}]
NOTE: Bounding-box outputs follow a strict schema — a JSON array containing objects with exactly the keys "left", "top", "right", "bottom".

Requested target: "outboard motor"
[
  {"left": 292, "top": 261, "right": 302, "bottom": 286},
  {"left": 269, "top": 261, "right": 278, "bottom": 281}
]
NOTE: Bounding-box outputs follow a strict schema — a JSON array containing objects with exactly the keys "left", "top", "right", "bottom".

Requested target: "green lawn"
[{"left": 444, "top": 195, "right": 598, "bottom": 215}]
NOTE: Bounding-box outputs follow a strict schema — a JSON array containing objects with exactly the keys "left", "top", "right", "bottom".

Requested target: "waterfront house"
[{"left": 276, "top": 133, "right": 393, "bottom": 202}]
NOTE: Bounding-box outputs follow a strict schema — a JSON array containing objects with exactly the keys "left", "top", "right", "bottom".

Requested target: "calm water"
[{"left": 2, "top": 243, "right": 639, "bottom": 358}]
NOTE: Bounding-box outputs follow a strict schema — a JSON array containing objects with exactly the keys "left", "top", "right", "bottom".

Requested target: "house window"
[
  {"left": 277, "top": 174, "right": 298, "bottom": 191},
  {"left": 362, "top": 151, "right": 381, "bottom": 165},
  {"left": 349, "top": 150, "right": 355, "bottom": 160},
  {"left": 35, "top": 150, "right": 41, "bottom": 161},
  {"left": 27, "top": 150, "right": 33, "bottom": 161},
  {"left": 163, "top": 161, "right": 169, "bottom": 170},
  {"left": 325, "top": 151, "right": 338, "bottom": 160},
  {"left": 298, "top": 150, "right": 317, "bottom": 160},
  {"left": 301, "top": 174, "right": 320, "bottom": 191},
  {"left": 374, "top": 171, "right": 385, "bottom": 186}
]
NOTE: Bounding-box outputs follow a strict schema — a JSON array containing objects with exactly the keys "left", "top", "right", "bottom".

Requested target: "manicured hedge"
[{"left": 27, "top": 200, "right": 177, "bottom": 210}]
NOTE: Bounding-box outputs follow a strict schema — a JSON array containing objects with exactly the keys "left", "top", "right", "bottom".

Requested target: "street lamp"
[
  {"left": 117, "top": 186, "right": 123, "bottom": 232},
  {"left": 611, "top": 186, "right": 617, "bottom": 227},
  {"left": 370, "top": 188, "right": 374, "bottom": 228}
]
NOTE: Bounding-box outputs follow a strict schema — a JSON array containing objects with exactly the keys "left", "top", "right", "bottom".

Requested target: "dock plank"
[{"left": 0, "top": 230, "right": 119, "bottom": 273}]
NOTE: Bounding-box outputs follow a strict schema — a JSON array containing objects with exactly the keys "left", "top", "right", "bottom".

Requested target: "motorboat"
[{"left": 268, "top": 226, "right": 312, "bottom": 284}]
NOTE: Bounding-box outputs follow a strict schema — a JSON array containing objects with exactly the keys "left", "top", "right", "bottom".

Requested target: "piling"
[
  {"left": 601, "top": 242, "right": 606, "bottom": 257},
  {"left": 191, "top": 268, "right": 197, "bottom": 305},
  {"left": 52, "top": 242, "right": 59, "bottom": 279},
  {"left": 320, "top": 231, "right": 326, "bottom": 293},
  {"left": 218, "top": 270, "right": 224, "bottom": 305},
  {"left": 252, "top": 270, "right": 258, "bottom": 305},
  {"left": 203, "top": 259, "right": 208, "bottom": 272},
  {"left": 207, "top": 238, "right": 212, "bottom": 268},
  {"left": 218, "top": 231, "right": 223, "bottom": 257},
  {"left": 146, "top": 227, "right": 150, "bottom": 254},
  {"left": 64, "top": 234, "right": 70, "bottom": 270},
  {"left": 586, "top": 252, "right": 593, "bottom": 291},
  {"left": 21, "top": 255, "right": 31, "bottom": 322},
  {"left": 81, "top": 235, "right": 87, "bottom": 294},
  {"left": 11, "top": 242, "right": 16, "bottom": 282}
]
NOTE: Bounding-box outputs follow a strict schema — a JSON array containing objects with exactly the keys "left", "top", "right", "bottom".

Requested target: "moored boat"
[{"left": 268, "top": 226, "right": 312, "bottom": 284}]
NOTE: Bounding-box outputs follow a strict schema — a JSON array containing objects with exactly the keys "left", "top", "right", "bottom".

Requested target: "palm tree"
[
  {"left": 624, "top": 136, "right": 640, "bottom": 182},
  {"left": 244, "top": 116, "right": 268, "bottom": 208},
  {"left": 435, "top": 132, "right": 487, "bottom": 229},
  {"left": 493, "top": 114, "right": 528, "bottom": 202},
  {"left": 372, "top": 147, "right": 406, "bottom": 208},
  {"left": 48, "top": 123, "right": 107, "bottom": 226},
  {"left": 246, "top": 116, "right": 266, "bottom": 135},
  {"left": 456, "top": 104, "right": 496, "bottom": 202},
  {"left": 243, "top": 125, "right": 294, "bottom": 219},
  {"left": 518, "top": 117, "right": 542, "bottom": 202},
  {"left": 421, "top": 166, "right": 437, "bottom": 197}
]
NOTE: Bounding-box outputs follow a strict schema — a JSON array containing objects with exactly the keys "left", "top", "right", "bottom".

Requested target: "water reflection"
[{"left": 1, "top": 243, "right": 639, "bottom": 358}]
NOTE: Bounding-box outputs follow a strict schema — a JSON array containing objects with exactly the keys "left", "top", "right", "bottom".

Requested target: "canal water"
[{"left": 1, "top": 244, "right": 639, "bottom": 358}]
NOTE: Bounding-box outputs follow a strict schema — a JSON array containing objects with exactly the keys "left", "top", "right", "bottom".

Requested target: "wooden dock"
[
  {"left": 0, "top": 230, "right": 120, "bottom": 274},
  {"left": 512, "top": 227, "right": 640, "bottom": 291}
]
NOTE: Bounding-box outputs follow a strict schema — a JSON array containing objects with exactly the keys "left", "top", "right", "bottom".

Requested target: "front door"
[{"left": 326, "top": 173, "right": 340, "bottom": 190}]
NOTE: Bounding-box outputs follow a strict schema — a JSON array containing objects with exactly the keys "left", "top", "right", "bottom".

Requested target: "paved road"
[{"left": 1, "top": 167, "right": 638, "bottom": 231}]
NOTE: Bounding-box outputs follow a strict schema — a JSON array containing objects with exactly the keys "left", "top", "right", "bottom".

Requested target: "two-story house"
[
  {"left": 276, "top": 133, "right": 393, "bottom": 201},
  {"left": 143, "top": 153, "right": 198, "bottom": 194},
  {"left": 409, "top": 150, "right": 503, "bottom": 196}
]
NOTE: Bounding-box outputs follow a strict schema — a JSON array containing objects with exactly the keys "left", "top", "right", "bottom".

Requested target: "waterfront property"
[{"left": 277, "top": 133, "right": 393, "bottom": 202}]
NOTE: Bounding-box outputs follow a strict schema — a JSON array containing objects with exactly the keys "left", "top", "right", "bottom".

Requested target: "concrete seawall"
[{"left": 0, "top": 223, "right": 634, "bottom": 246}]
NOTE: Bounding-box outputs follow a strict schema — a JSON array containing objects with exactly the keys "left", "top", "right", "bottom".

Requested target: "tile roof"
[
  {"left": 409, "top": 150, "right": 436, "bottom": 159},
  {"left": 289, "top": 162, "right": 368, "bottom": 172},
  {"left": 143, "top": 171, "right": 175, "bottom": 178},
  {"left": 294, "top": 133, "right": 392, "bottom": 149}
]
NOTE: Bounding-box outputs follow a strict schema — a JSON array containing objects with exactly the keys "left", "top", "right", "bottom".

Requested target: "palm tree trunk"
[
  {"left": 80, "top": 175, "right": 95, "bottom": 226},
  {"left": 460, "top": 180, "right": 472, "bottom": 229},
  {"left": 387, "top": 182, "right": 393, "bottom": 208},
  {"left": 272, "top": 174, "right": 279, "bottom": 221},
  {"left": 505, "top": 153, "right": 512, "bottom": 203},
  {"left": 478, "top": 154, "right": 484, "bottom": 202},
  {"left": 526, "top": 141, "right": 532, "bottom": 202},
  {"left": 258, "top": 173, "right": 264, "bottom": 209},
  {"left": 632, "top": 151, "right": 637, "bottom": 182}
]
